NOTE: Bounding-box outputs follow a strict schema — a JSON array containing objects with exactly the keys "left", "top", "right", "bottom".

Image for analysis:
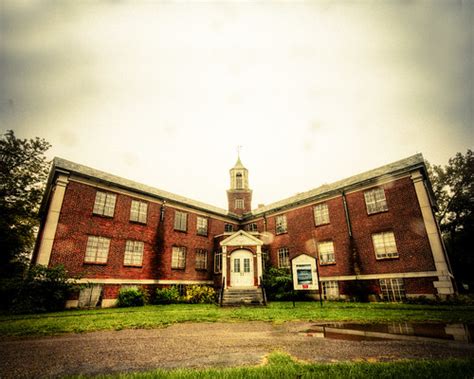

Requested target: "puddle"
[{"left": 301, "top": 322, "right": 474, "bottom": 344}]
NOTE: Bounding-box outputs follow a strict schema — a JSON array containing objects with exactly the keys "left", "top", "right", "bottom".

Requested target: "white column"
[
  {"left": 222, "top": 246, "right": 227, "bottom": 289},
  {"left": 256, "top": 245, "right": 263, "bottom": 285},
  {"left": 411, "top": 171, "right": 454, "bottom": 295},
  {"left": 36, "top": 174, "right": 69, "bottom": 266}
]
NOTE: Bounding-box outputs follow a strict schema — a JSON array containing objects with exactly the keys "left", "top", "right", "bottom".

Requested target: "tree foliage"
[
  {"left": 427, "top": 149, "right": 473, "bottom": 290},
  {"left": 0, "top": 130, "right": 51, "bottom": 277}
]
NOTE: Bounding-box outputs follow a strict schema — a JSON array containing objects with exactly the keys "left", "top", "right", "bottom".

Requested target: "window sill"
[
  {"left": 174, "top": 229, "right": 187, "bottom": 233},
  {"left": 315, "top": 222, "right": 330, "bottom": 227},
  {"left": 83, "top": 261, "right": 107, "bottom": 265},
  {"left": 171, "top": 267, "right": 186, "bottom": 270},
  {"left": 92, "top": 213, "right": 114, "bottom": 219},
  {"left": 367, "top": 209, "right": 389, "bottom": 216},
  {"left": 320, "top": 262, "right": 336, "bottom": 266},
  {"left": 130, "top": 220, "right": 147, "bottom": 225},
  {"left": 123, "top": 264, "right": 143, "bottom": 268},
  {"left": 375, "top": 256, "right": 399, "bottom": 260},
  {"left": 196, "top": 233, "right": 208, "bottom": 237},
  {"left": 275, "top": 231, "right": 288, "bottom": 235}
]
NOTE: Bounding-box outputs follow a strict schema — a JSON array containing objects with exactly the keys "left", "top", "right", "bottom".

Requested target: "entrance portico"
[{"left": 220, "top": 230, "right": 263, "bottom": 289}]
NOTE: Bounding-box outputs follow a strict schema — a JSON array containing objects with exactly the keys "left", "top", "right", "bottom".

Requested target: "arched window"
[{"left": 236, "top": 173, "right": 243, "bottom": 189}]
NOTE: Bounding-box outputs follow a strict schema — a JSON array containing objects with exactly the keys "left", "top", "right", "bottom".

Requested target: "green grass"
[
  {"left": 71, "top": 352, "right": 474, "bottom": 378},
  {"left": 1, "top": 302, "right": 474, "bottom": 337}
]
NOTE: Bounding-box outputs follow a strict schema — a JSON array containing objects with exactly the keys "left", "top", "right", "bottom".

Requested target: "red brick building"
[{"left": 32, "top": 154, "right": 455, "bottom": 307}]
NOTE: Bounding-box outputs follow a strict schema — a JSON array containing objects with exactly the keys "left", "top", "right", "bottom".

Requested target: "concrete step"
[{"left": 221, "top": 288, "right": 265, "bottom": 306}]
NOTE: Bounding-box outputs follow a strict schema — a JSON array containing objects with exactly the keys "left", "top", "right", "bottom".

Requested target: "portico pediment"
[{"left": 220, "top": 230, "right": 263, "bottom": 247}]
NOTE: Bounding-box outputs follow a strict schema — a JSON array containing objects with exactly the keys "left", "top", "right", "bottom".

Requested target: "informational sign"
[{"left": 291, "top": 254, "right": 318, "bottom": 290}]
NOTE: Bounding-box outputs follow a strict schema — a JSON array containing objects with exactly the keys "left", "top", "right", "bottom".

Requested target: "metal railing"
[
  {"left": 219, "top": 277, "right": 225, "bottom": 307},
  {"left": 259, "top": 276, "right": 267, "bottom": 306}
]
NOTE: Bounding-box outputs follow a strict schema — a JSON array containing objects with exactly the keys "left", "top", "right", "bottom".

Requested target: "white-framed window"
[
  {"left": 247, "top": 223, "right": 258, "bottom": 232},
  {"left": 322, "top": 281, "right": 339, "bottom": 299},
  {"left": 364, "top": 187, "right": 388, "bottom": 214},
  {"left": 224, "top": 224, "right": 233, "bottom": 233},
  {"left": 372, "top": 231, "right": 398, "bottom": 259},
  {"left": 235, "top": 199, "right": 244, "bottom": 209},
  {"left": 214, "top": 250, "right": 222, "bottom": 274},
  {"left": 195, "top": 249, "right": 208, "bottom": 270},
  {"left": 171, "top": 246, "right": 186, "bottom": 269},
  {"left": 130, "top": 200, "right": 147, "bottom": 223},
  {"left": 85, "top": 236, "right": 110, "bottom": 263},
  {"left": 278, "top": 247, "right": 290, "bottom": 268},
  {"left": 276, "top": 215, "right": 287, "bottom": 234},
  {"left": 380, "top": 278, "right": 406, "bottom": 301},
  {"left": 318, "top": 241, "right": 336, "bottom": 264},
  {"left": 314, "top": 203, "right": 330, "bottom": 226},
  {"left": 174, "top": 211, "right": 187, "bottom": 232},
  {"left": 92, "top": 191, "right": 116, "bottom": 217},
  {"left": 196, "top": 216, "right": 208, "bottom": 236},
  {"left": 124, "top": 240, "right": 144, "bottom": 266}
]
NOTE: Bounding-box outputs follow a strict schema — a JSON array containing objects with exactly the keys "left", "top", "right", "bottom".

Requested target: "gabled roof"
[
  {"left": 51, "top": 157, "right": 230, "bottom": 217},
  {"left": 220, "top": 230, "right": 263, "bottom": 246},
  {"left": 249, "top": 153, "right": 426, "bottom": 217}
]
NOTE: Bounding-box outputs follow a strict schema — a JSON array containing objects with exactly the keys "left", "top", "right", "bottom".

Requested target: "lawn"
[
  {"left": 74, "top": 352, "right": 474, "bottom": 379},
  {"left": 1, "top": 301, "right": 473, "bottom": 337}
]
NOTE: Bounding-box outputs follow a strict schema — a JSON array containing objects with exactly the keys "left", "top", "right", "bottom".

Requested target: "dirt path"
[{"left": 1, "top": 321, "right": 473, "bottom": 378}]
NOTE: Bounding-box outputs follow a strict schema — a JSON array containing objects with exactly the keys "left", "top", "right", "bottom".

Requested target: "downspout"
[{"left": 342, "top": 191, "right": 361, "bottom": 276}]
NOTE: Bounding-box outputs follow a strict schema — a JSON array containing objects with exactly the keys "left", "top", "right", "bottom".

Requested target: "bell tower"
[{"left": 227, "top": 154, "right": 252, "bottom": 216}]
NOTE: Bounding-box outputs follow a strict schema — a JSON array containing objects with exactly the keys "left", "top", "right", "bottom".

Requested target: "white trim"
[
  {"left": 75, "top": 278, "right": 214, "bottom": 285},
  {"left": 220, "top": 230, "right": 263, "bottom": 246},
  {"left": 36, "top": 174, "right": 69, "bottom": 266},
  {"left": 101, "top": 299, "right": 117, "bottom": 308},
  {"left": 65, "top": 300, "right": 79, "bottom": 308},
  {"left": 319, "top": 271, "right": 439, "bottom": 282},
  {"left": 411, "top": 171, "right": 454, "bottom": 295}
]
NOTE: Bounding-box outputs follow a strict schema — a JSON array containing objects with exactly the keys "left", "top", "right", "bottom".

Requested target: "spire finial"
[{"left": 237, "top": 145, "right": 242, "bottom": 159}]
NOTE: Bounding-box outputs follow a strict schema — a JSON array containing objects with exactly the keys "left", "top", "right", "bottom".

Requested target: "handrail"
[
  {"left": 259, "top": 276, "right": 267, "bottom": 306},
  {"left": 219, "top": 276, "right": 225, "bottom": 307}
]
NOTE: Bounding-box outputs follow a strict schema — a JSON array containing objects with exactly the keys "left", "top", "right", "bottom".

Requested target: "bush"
[
  {"left": 262, "top": 266, "right": 294, "bottom": 300},
  {"left": 117, "top": 287, "right": 148, "bottom": 307},
  {"left": 183, "top": 285, "right": 216, "bottom": 304},
  {"left": 2, "top": 264, "right": 77, "bottom": 314},
  {"left": 154, "top": 286, "right": 181, "bottom": 304}
]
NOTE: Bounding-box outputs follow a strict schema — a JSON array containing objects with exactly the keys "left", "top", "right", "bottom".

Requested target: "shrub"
[
  {"left": 262, "top": 266, "right": 294, "bottom": 300},
  {"left": 154, "top": 286, "right": 181, "bottom": 304},
  {"left": 4, "top": 264, "right": 77, "bottom": 314},
  {"left": 117, "top": 287, "right": 148, "bottom": 307},
  {"left": 184, "top": 285, "right": 216, "bottom": 304}
]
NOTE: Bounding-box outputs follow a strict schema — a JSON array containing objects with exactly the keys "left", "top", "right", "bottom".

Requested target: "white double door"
[{"left": 230, "top": 250, "right": 254, "bottom": 287}]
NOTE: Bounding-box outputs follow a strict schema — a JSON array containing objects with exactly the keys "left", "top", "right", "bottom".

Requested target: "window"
[
  {"left": 261, "top": 249, "right": 269, "bottom": 272},
  {"left": 364, "top": 187, "right": 388, "bottom": 214},
  {"left": 195, "top": 249, "right": 208, "bottom": 270},
  {"left": 224, "top": 224, "right": 234, "bottom": 233},
  {"left": 214, "top": 250, "right": 222, "bottom": 273},
  {"left": 196, "top": 217, "right": 208, "bottom": 236},
  {"left": 247, "top": 223, "right": 258, "bottom": 232},
  {"left": 174, "top": 211, "right": 187, "bottom": 232},
  {"left": 276, "top": 215, "right": 287, "bottom": 234},
  {"left": 124, "top": 240, "right": 144, "bottom": 266},
  {"left": 93, "top": 191, "right": 116, "bottom": 217},
  {"left": 379, "top": 278, "right": 406, "bottom": 301},
  {"left": 243, "top": 258, "right": 251, "bottom": 273},
  {"left": 372, "top": 231, "right": 398, "bottom": 259},
  {"left": 85, "top": 236, "right": 110, "bottom": 263},
  {"left": 322, "top": 281, "right": 339, "bottom": 299},
  {"left": 171, "top": 246, "right": 186, "bottom": 269},
  {"left": 278, "top": 247, "right": 290, "bottom": 268},
  {"left": 318, "top": 241, "right": 335, "bottom": 264},
  {"left": 130, "top": 200, "right": 147, "bottom": 223},
  {"left": 235, "top": 199, "right": 244, "bottom": 209},
  {"left": 236, "top": 173, "right": 243, "bottom": 189},
  {"left": 314, "top": 203, "right": 330, "bottom": 226}
]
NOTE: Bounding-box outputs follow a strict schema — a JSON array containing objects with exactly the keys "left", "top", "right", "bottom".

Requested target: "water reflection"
[{"left": 302, "top": 322, "right": 473, "bottom": 343}]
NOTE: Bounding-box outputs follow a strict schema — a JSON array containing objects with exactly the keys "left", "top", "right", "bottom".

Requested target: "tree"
[
  {"left": 0, "top": 130, "right": 51, "bottom": 278},
  {"left": 427, "top": 149, "right": 473, "bottom": 291}
]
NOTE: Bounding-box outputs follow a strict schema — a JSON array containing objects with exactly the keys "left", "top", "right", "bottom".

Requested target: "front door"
[{"left": 230, "top": 250, "right": 254, "bottom": 287}]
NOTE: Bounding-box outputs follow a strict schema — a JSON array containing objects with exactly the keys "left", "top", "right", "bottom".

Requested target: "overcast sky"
[{"left": 1, "top": 1, "right": 472, "bottom": 210}]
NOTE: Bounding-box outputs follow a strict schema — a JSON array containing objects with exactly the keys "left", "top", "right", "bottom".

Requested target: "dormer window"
[{"left": 236, "top": 173, "right": 243, "bottom": 189}]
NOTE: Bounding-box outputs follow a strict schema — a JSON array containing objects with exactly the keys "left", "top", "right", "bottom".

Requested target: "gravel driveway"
[{"left": 1, "top": 321, "right": 473, "bottom": 378}]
